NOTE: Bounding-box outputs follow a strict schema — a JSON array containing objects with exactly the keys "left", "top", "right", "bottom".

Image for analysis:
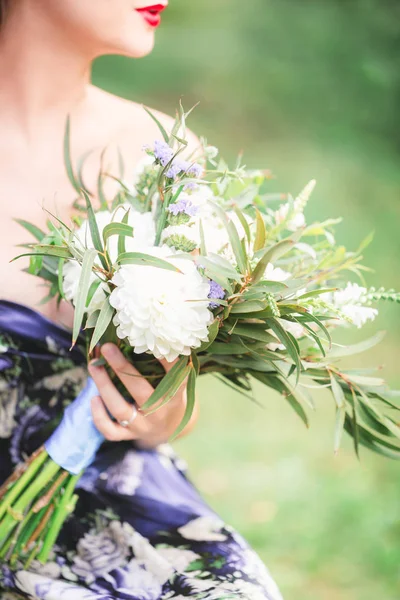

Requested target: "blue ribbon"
[{"left": 45, "top": 377, "right": 105, "bottom": 475}]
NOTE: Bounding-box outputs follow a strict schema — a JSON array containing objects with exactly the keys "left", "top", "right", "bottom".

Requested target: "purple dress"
[{"left": 0, "top": 301, "right": 283, "bottom": 600}]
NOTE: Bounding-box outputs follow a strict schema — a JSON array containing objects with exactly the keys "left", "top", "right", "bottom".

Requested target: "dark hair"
[{"left": 0, "top": 1, "right": 7, "bottom": 25}]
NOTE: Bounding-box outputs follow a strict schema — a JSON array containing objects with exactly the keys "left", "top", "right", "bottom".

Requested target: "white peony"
[
  {"left": 331, "top": 282, "right": 378, "bottom": 328},
  {"left": 109, "top": 247, "right": 213, "bottom": 362},
  {"left": 63, "top": 205, "right": 156, "bottom": 312}
]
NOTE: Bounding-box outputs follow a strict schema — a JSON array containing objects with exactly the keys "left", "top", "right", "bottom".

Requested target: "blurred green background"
[{"left": 93, "top": 1, "right": 400, "bottom": 598}]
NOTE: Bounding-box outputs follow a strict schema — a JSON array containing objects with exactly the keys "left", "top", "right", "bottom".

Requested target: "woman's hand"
[{"left": 88, "top": 343, "right": 198, "bottom": 449}]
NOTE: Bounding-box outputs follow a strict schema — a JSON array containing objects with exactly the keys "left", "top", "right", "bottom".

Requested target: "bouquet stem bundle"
[{"left": 0, "top": 448, "right": 79, "bottom": 567}]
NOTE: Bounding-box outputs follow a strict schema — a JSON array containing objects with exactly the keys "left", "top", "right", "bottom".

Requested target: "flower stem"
[
  {"left": 37, "top": 474, "right": 80, "bottom": 564},
  {"left": 0, "top": 458, "right": 59, "bottom": 543},
  {"left": 0, "top": 448, "right": 48, "bottom": 520}
]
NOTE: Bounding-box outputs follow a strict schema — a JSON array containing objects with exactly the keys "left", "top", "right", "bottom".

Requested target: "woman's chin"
[{"left": 110, "top": 34, "right": 156, "bottom": 59}]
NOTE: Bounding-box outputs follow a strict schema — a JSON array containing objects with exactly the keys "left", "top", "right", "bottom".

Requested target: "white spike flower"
[
  {"left": 332, "top": 282, "right": 378, "bottom": 328},
  {"left": 109, "top": 247, "right": 213, "bottom": 362}
]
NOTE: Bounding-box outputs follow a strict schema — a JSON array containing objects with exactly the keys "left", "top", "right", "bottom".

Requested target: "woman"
[{"left": 0, "top": 1, "right": 283, "bottom": 598}]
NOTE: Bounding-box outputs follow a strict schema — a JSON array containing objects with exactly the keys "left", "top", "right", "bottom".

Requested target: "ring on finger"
[{"left": 118, "top": 404, "right": 139, "bottom": 428}]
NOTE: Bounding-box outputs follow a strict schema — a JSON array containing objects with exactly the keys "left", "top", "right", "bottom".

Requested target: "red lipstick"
[{"left": 135, "top": 4, "right": 167, "bottom": 28}]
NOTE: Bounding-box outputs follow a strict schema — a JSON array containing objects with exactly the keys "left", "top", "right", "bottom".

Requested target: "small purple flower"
[
  {"left": 185, "top": 181, "right": 199, "bottom": 192},
  {"left": 153, "top": 140, "right": 174, "bottom": 167},
  {"left": 208, "top": 280, "right": 225, "bottom": 309},
  {"left": 168, "top": 197, "right": 198, "bottom": 218},
  {"left": 165, "top": 162, "right": 184, "bottom": 179},
  {"left": 186, "top": 162, "right": 203, "bottom": 178}
]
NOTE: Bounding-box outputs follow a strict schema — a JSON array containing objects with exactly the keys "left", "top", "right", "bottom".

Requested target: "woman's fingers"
[
  {"left": 101, "top": 344, "right": 155, "bottom": 407},
  {"left": 91, "top": 396, "right": 134, "bottom": 442},
  {"left": 88, "top": 362, "right": 134, "bottom": 422}
]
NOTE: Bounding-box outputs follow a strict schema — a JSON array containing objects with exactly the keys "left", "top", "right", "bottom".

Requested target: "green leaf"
[
  {"left": 82, "top": 190, "right": 109, "bottom": 271},
  {"left": 297, "top": 288, "right": 338, "bottom": 300},
  {"left": 89, "top": 300, "right": 115, "bottom": 352},
  {"left": 85, "top": 309, "right": 100, "bottom": 329},
  {"left": 251, "top": 238, "right": 295, "bottom": 284},
  {"left": 57, "top": 258, "right": 65, "bottom": 299},
  {"left": 72, "top": 249, "right": 98, "bottom": 345},
  {"left": 254, "top": 208, "right": 267, "bottom": 252},
  {"left": 334, "top": 406, "right": 346, "bottom": 454},
  {"left": 86, "top": 279, "right": 102, "bottom": 307},
  {"left": 230, "top": 300, "right": 267, "bottom": 314},
  {"left": 356, "top": 230, "right": 375, "bottom": 254},
  {"left": 233, "top": 206, "right": 251, "bottom": 245},
  {"left": 103, "top": 223, "right": 134, "bottom": 246},
  {"left": 97, "top": 154, "right": 108, "bottom": 211},
  {"left": 11, "top": 246, "right": 73, "bottom": 262},
  {"left": 143, "top": 106, "right": 169, "bottom": 143},
  {"left": 197, "top": 255, "right": 242, "bottom": 283},
  {"left": 116, "top": 252, "right": 181, "bottom": 272},
  {"left": 210, "top": 202, "right": 248, "bottom": 274},
  {"left": 296, "top": 312, "right": 331, "bottom": 347},
  {"left": 224, "top": 323, "right": 276, "bottom": 344},
  {"left": 15, "top": 219, "right": 46, "bottom": 242},
  {"left": 142, "top": 356, "right": 189, "bottom": 412},
  {"left": 329, "top": 373, "right": 346, "bottom": 408},
  {"left": 170, "top": 367, "right": 197, "bottom": 440},
  {"left": 266, "top": 318, "right": 302, "bottom": 382},
  {"left": 191, "top": 351, "right": 200, "bottom": 376},
  {"left": 328, "top": 331, "right": 386, "bottom": 359},
  {"left": 118, "top": 210, "right": 130, "bottom": 257},
  {"left": 207, "top": 341, "right": 248, "bottom": 355},
  {"left": 64, "top": 116, "right": 81, "bottom": 194},
  {"left": 199, "top": 219, "right": 207, "bottom": 256},
  {"left": 198, "top": 319, "right": 220, "bottom": 352}
]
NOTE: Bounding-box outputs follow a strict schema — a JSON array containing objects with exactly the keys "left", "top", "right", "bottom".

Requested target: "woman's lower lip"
[{"left": 135, "top": 5, "right": 165, "bottom": 28}]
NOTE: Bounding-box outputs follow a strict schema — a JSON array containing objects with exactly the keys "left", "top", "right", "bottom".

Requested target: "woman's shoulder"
[{"left": 86, "top": 85, "right": 200, "bottom": 159}]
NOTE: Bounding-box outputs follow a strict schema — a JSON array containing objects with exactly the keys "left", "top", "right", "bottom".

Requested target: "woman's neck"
[{"left": 0, "top": 2, "right": 92, "bottom": 141}]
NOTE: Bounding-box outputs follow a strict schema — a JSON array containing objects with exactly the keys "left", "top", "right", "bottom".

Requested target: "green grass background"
[{"left": 93, "top": 1, "right": 400, "bottom": 597}]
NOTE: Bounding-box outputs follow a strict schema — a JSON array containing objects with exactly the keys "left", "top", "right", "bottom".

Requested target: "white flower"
[
  {"left": 264, "top": 263, "right": 291, "bottom": 282},
  {"left": 110, "top": 247, "right": 213, "bottom": 362},
  {"left": 15, "top": 571, "right": 103, "bottom": 599},
  {"left": 63, "top": 205, "right": 156, "bottom": 312},
  {"left": 71, "top": 520, "right": 131, "bottom": 581},
  {"left": 156, "top": 547, "right": 200, "bottom": 572},
  {"left": 209, "top": 578, "right": 281, "bottom": 600},
  {"left": 178, "top": 516, "right": 227, "bottom": 542},
  {"left": 129, "top": 531, "right": 174, "bottom": 585},
  {"left": 102, "top": 450, "right": 144, "bottom": 496},
  {"left": 331, "top": 283, "right": 378, "bottom": 328},
  {"left": 275, "top": 202, "right": 306, "bottom": 231}
]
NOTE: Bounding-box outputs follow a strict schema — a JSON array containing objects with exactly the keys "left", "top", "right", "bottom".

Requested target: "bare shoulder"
[{"left": 87, "top": 85, "right": 201, "bottom": 164}]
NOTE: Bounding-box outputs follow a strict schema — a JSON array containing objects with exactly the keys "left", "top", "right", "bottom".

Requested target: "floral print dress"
[{"left": 0, "top": 301, "right": 283, "bottom": 600}]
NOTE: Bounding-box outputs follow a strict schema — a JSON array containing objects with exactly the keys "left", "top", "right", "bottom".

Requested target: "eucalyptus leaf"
[
  {"left": 103, "top": 223, "right": 134, "bottom": 245},
  {"left": 251, "top": 238, "right": 296, "bottom": 284},
  {"left": 89, "top": 300, "right": 115, "bottom": 353},
  {"left": 116, "top": 252, "right": 180, "bottom": 272},
  {"left": 142, "top": 357, "right": 190, "bottom": 412},
  {"left": 170, "top": 367, "right": 197, "bottom": 440},
  {"left": 72, "top": 248, "right": 98, "bottom": 345}
]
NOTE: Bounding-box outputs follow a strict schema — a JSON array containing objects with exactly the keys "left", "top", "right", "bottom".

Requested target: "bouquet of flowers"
[{"left": 1, "top": 105, "right": 399, "bottom": 567}]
